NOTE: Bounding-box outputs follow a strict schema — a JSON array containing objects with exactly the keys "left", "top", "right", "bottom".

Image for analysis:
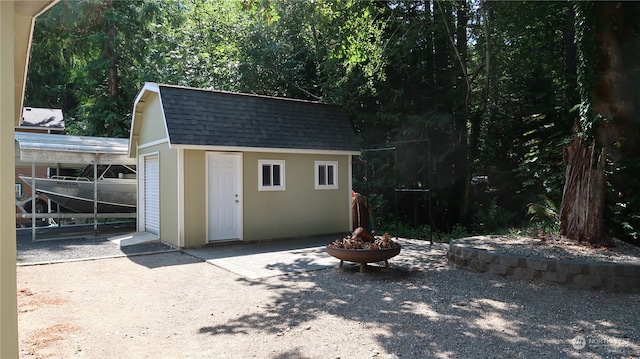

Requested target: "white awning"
[{"left": 15, "top": 132, "right": 135, "bottom": 167}]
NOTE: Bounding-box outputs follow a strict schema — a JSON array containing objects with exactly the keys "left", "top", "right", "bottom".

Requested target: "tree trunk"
[
  {"left": 560, "top": 134, "right": 606, "bottom": 244},
  {"left": 563, "top": 2, "right": 578, "bottom": 107},
  {"left": 561, "top": 2, "right": 639, "bottom": 244},
  {"left": 106, "top": 0, "right": 118, "bottom": 99}
]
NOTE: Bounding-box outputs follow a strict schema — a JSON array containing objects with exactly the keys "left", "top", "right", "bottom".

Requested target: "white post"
[
  {"left": 93, "top": 161, "right": 98, "bottom": 236},
  {"left": 31, "top": 161, "right": 36, "bottom": 241}
]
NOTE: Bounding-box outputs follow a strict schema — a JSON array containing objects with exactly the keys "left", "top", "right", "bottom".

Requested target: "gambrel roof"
[{"left": 130, "top": 83, "right": 361, "bottom": 155}]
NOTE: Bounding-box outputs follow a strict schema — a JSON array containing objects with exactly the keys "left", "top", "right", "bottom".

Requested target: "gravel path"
[
  {"left": 16, "top": 223, "right": 175, "bottom": 265},
  {"left": 16, "top": 237, "right": 640, "bottom": 359},
  {"left": 454, "top": 235, "right": 640, "bottom": 263}
]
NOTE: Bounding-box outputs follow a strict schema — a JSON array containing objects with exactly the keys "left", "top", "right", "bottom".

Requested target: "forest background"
[{"left": 24, "top": 0, "right": 640, "bottom": 245}]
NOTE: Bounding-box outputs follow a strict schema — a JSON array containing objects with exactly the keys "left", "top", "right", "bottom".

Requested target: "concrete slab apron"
[{"left": 183, "top": 236, "right": 340, "bottom": 280}]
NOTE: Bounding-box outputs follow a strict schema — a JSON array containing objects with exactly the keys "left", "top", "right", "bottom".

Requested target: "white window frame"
[
  {"left": 315, "top": 161, "right": 338, "bottom": 190},
  {"left": 258, "top": 159, "right": 286, "bottom": 191}
]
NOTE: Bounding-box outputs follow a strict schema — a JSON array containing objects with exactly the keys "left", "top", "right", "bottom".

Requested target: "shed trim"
[
  {"left": 170, "top": 143, "right": 360, "bottom": 156},
  {"left": 138, "top": 138, "right": 169, "bottom": 150},
  {"left": 177, "top": 148, "right": 185, "bottom": 248},
  {"left": 129, "top": 82, "right": 172, "bottom": 157}
]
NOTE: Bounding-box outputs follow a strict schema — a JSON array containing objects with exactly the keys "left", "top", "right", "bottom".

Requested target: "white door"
[
  {"left": 143, "top": 154, "right": 160, "bottom": 235},
  {"left": 207, "top": 152, "right": 242, "bottom": 241}
]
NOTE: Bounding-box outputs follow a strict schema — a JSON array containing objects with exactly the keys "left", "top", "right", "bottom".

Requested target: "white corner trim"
[
  {"left": 177, "top": 148, "right": 185, "bottom": 248},
  {"left": 137, "top": 138, "right": 169, "bottom": 150}
]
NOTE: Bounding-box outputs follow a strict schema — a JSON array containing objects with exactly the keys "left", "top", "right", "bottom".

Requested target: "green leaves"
[
  {"left": 527, "top": 195, "right": 559, "bottom": 223},
  {"left": 24, "top": 0, "right": 640, "bottom": 243}
]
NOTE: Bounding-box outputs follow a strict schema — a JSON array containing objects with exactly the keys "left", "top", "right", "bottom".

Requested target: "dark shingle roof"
[{"left": 158, "top": 85, "right": 360, "bottom": 153}]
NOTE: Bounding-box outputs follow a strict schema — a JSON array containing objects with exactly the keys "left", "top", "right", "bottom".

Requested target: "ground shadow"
[
  {"left": 185, "top": 234, "right": 338, "bottom": 261},
  {"left": 198, "top": 240, "right": 640, "bottom": 358},
  {"left": 17, "top": 229, "right": 179, "bottom": 268}
]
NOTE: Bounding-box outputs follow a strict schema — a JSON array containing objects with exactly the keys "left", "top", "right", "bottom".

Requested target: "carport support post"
[
  {"left": 1, "top": 3, "right": 19, "bottom": 354},
  {"left": 93, "top": 161, "right": 97, "bottom": 236},
  {"left": 31, "top": 161, "right": 36, "bottom": 241}
]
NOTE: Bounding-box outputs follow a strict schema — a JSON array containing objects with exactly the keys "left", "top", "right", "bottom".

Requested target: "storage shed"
[{"left": 128, "top": 83, "right": 361, "bottom": 248}]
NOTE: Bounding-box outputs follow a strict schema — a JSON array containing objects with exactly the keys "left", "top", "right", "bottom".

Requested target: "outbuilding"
[{"left": 128, "top": 83, "right": 361, "bottom": 248}]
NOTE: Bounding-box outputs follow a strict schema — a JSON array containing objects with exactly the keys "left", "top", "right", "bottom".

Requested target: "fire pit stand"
[{"left": 326, "top": 244, "right": 401, "bottom": 273}]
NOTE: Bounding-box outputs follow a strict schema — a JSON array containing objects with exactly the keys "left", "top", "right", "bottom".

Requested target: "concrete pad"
[
  {"left": 183, "top": 235, "right": 341, "bottom": 279},
  {"left": 109, "top": 231, "right": 159, "bottom": 247}
]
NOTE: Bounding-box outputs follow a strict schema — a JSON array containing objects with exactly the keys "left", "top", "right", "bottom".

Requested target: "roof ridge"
[{"left": 157, "top": 83, "right": 334, "bottom": 107}]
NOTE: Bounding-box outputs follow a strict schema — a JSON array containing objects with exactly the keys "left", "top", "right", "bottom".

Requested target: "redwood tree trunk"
[
  {"left": 561, "top": 2, "right": 638, "bottom": 244},
  {"left": 560, "top": 136, "right": 606, "bottom": 243},
  {"left": 106, "top": 0, "right": 118, "bottom": 99}
]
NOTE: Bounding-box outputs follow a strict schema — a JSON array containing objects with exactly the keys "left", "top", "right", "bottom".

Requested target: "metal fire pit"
[{"left": 326, "top": 243, "right": 401, "bottom": 272}]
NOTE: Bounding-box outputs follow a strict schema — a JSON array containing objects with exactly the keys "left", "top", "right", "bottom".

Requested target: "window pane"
[
  {"left": 327, "top": 165, "right": 334, "bottom": 185},
  {"left": 272, "top": 164, "right": 281, "bottom": 186},
  {"left": 262, "top": 165, "right": 271, "bottom": 186},
  {"left": 318, "top": 165, "right": 326, "bottom": 185}
]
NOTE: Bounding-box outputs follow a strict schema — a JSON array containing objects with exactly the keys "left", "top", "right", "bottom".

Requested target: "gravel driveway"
[
  {"left": 16, "top": 223, "right": 175, "bottom": 265},
  {"left": 16, "top": 236, "right": 640, "bottom": 358}
]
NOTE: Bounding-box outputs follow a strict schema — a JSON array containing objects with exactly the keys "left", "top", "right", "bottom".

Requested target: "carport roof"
[
  {"left": 15, "top": 132, "right": 135, "bottom": 167},
  {"left": 20, "top": 107, "right": 64, "bottom": 129},
  {"left": 131, "top": 83, "right": 361, "bottom": 155}
]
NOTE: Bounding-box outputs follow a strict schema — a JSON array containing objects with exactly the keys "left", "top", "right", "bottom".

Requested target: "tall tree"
[
  {"left": 26, "top": 0, "right": 161, "bottom": 138},
  {"left": 561, "top": 1, "right": 640, "bottom": 244}
]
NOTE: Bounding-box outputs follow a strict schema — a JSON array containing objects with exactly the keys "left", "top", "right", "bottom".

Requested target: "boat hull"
[{"left": 20, "top": 176, "right": 136, "bottom": 213}]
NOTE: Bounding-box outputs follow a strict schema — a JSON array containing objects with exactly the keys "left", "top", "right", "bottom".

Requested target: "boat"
[{"left": 20, "top": 164, "right": 137, "bottom": 213}]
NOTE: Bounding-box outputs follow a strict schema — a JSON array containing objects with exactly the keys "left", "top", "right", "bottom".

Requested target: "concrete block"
[
  {"left": 621, "top": 263, "right": 640, "bottom": 277},
  {"left": 476, "top": 250, "right": 498, "bottom": 264},
  {"left": 460, "top": 247, "right": 478, "bottom": 260},
  {"left": 590, "top": 263, "right": 624, "bottom": 276},
  {"left": 542, "top": 271, "right": 568, "bottom": 284},
  {"left": 489, "top": 263, "right": 509, "bottom": 276},
  {"left": 469, "top": 259, "right": 489, "bottom": 272},
  {"left": 453, "top": 255, "right": 468, "bottom": 266},
  {"left": 556, "top": 261, "right": 588, "bottom": 275},
  {"left": 449, "top": 244, "right": 463, "bottom": 255},
  {"left": 500, "top": 255, "right": 524, "bottom": 268},
  {"left": 511, "top": 267, "right": 538, "bottom": 280},
  {"left": 526, "top": 257, "right": 554, "bottom": 271}
]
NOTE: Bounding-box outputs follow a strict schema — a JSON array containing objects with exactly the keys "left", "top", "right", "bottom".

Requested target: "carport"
[{"left": 15, "top": 132, "right": 137, "bottom": 240}]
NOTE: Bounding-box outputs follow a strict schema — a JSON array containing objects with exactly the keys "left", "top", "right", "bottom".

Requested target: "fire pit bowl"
[{"left": 326, "top": 243, "right": 401, "bottom": 272}]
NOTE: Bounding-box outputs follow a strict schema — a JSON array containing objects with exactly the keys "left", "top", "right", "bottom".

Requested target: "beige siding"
[
  {"left": 159, "top": 145, "right": 179, "bottom": 247},
  {"left": 138, "top": 143, "right": 179, "bottom": 247},
  {"left": 137, "top": 94, "right": 180, "bottom": 247},
  {"left": 182, "top": 150, "right": 206, "bottom": 247},
  {"left": 1, "top": 3, "right": 19, "bottom": 354},
  {"left": 136, "top": 92, "right": 181, "bottom": 247},
  {"left": 242, "top": 152, "right": 351, "bottom": 241},
  {"left": 137, "top": 92, "right": 167, "bottom": 144}
]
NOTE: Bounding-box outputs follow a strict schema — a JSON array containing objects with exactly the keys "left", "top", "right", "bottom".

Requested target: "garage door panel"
[{"left": 144, "top": 155, "right": 159, "bottom": 235}]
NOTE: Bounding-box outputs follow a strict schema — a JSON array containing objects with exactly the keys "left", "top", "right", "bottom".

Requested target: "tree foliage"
[{"left": 24, "top": 0, "right": 640, "bottom": 244}]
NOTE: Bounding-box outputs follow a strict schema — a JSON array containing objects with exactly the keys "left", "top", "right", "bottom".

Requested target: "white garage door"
[{"left": 143, "top": 154, "right": 159, "bottom": 235}]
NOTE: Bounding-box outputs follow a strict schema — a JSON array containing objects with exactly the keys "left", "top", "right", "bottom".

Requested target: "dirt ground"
[{"left": 17, "top": 245, "right": 640, "bottom": 359}]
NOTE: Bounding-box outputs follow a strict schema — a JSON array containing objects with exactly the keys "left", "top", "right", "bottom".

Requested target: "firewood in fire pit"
[
  {"left": 352, "top": 227, "right": 375, "bottom": 242},
  {"left": 328, "top": 232, "right": 396, "bottom": 250}
]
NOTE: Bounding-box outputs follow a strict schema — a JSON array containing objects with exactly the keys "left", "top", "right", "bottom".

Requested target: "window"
[
  {"left": 259, "top": 160, "right": 285, "bottom": 191},
  {"left": 315, "top": 161, "right": 338, "bottom": 189}
]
